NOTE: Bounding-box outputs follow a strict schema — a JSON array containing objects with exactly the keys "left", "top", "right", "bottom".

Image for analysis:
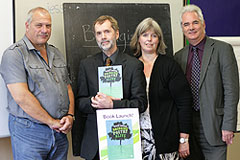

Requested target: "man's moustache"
[{"left": 101, "top": 40, "right": 109, "bottom": 44}]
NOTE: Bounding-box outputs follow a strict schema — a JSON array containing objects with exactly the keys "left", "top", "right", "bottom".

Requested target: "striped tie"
[{"left": 191, "top": 47, "right": 201, "bottom": 111}]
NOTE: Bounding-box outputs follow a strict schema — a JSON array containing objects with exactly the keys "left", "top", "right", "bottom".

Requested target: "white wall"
[
  {"left": 0, "top": 0, "right": 13, "bottom": 138},
  {"left": 0, "top": 0, "right": 13, "bottom": 160}
]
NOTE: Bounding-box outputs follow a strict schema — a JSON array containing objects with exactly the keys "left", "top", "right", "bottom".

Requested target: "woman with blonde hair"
[{"left": 131, "top": 17, "right": 192, "bottom": 160}]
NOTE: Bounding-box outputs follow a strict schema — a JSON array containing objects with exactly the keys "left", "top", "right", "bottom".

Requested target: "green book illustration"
[
  {"left": 106, "top": 120, "right": 134, "bottom": 160},
  {"left": 98, "top": 65, "right": 123, "bottom": 99}
]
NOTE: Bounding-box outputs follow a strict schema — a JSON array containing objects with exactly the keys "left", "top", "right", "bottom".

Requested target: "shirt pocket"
[
  {"left": 52, "top": 59, "right": 69, "bottom": 84},
  {"left": 28, "top": 63, "right": 46, "bottom": 92}
]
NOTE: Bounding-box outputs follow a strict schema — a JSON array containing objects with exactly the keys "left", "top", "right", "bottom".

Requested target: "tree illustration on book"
[
  {"left": 100, "top": 67, "right": 121, "bottom": 88},
  {"left": 108, "top": 121, "right": 132, "bottom": 145},
  {"left": 106, "top": 120, "right": 134, "bottom": 159}
]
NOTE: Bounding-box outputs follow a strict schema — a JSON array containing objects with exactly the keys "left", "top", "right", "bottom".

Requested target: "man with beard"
[{"left": 74, "top": 15, "right": 147, "bottom": 160}]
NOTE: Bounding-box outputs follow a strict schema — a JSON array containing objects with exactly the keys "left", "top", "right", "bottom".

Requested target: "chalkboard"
[
  {"left": 63, "top": 3, "right": 173, "bottom": 94},
  {"left": 63, "top": 3, "right": 173, "bottom": 156}
]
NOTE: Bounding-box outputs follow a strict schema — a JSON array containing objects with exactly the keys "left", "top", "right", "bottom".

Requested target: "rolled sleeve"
[{"left": 0, "top": 48, "right": 27, "bottom": 85}]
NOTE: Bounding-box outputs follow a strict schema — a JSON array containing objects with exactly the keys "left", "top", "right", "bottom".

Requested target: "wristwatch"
[
  {"left": 179, "top": 137, "right": 188, "bottom": 144},
  {"left": 66, "top": 113, "right": 75, "bottom": 121}
]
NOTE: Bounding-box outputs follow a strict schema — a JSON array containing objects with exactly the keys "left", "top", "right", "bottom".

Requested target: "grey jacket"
[{"left": 174, "top": 36, "right": 239, "bottom": 146}]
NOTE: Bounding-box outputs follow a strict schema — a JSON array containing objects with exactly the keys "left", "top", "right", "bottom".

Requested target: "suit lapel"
[
  {"left": 181, "top": 47, "right": 189, "bottom": 74},
  {"left": 93, "top": 52, "right": 104, "bottom": 72},
  {"left": 115, "top": 53, "right": 127, "bottom": 77},
  {"left": 199, "top": 37, "right": 214, "bottom": 89}
]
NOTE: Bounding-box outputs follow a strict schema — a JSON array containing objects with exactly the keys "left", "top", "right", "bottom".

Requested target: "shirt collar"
[
  {"left": 102, "top": 49, "right": 119, "bottom": 64},
  {"left": 23, "top": 35, "right": 36, "bottom": 50},
  {"left": 189, "top": 36, "right": 206, "bottom": 52},
  {"left": 23, "top": 35, "right": 49, "bottom": 52}
]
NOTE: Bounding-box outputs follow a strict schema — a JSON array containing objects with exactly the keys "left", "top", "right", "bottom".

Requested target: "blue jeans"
[{"left": 9, "top": 114, "right": 68, "bottom": 160}]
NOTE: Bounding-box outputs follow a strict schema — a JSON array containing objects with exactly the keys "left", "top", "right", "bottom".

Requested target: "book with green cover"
[{"left": 98, "top": 65, "right": 123, "bottom": 99}]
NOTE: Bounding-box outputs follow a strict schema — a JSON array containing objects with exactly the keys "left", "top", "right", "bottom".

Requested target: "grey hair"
[
  {"left": 26, "top": 7, "right": 50, "bottom": 24},
  {"left": 180, "top": 4, "right": 205, "bottom": 25}
]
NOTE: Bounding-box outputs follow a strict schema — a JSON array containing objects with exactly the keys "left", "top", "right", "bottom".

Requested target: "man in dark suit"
[
  {"left": 75, "top": 15, "right": 147, "bottom": 160},
  {"left": 174, "top": 4, "right": 239, "bottom": 160}
]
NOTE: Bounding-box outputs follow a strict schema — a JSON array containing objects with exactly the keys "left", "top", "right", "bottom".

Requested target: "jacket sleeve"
[
  {"left": 113, "top": 61, "right": 147, "bottom": 113},
  {"left": 76, "top": 60, "right": 96, "bottom": 114},
  {"left": 220, "top": 43, "right": 239, "bottom": 131},
  {"left": 168, "top": 60, "right": 193, "bottom": 133}
]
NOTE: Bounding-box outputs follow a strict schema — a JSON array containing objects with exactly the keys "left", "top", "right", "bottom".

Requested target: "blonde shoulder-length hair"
[{"left": 130, "top": 17, "right": 167, "bottom": 57}]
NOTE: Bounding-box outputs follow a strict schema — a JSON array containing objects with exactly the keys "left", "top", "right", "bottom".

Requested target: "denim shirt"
[{"left": 0, "top": 35, "right": 70, "bottom": 123}]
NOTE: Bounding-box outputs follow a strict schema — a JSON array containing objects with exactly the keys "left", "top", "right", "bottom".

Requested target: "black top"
[{"left": 149, "top": 55, "right": 192, "bottom": 154}]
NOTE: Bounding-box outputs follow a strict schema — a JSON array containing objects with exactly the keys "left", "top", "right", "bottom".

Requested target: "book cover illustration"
[
  {"left": 98, "top": 65, "right": 123, "bottom": 99},
  {"left": 106, "top": 120, "right": 133, "bottom": 159},
  {"left": 97, "top": 108, "right": 141, "bottom": 160}
]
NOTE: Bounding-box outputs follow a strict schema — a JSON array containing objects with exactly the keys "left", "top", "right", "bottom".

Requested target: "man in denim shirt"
[{"left": 0, "top": 7, "right": 74, "bottom": 160}]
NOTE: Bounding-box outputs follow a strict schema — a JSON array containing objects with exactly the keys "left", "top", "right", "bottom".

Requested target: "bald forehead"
[
  {"left": 33, "top": 9, "right": 50, "bottom": 17},
  {"left": 31, "top": 9, "right": 51, "bottom": 23}
]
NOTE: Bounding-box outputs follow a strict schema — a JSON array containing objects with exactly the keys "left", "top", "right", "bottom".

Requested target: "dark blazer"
[
  {"left": 175, "top": 36, "right": 239, "bottom": 146},
  {"left": 74, "top": 52, "right": 147, "bottom": 159},
  {"left": 149, "top": 55, "right": 192, "bottom": 154}
]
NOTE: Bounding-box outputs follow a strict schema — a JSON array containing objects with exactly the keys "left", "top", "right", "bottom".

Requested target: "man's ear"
[
  {"left": 25, "top": 22, "right": 29, "bottom": 32},
  {"left": 115, "top": 30, "right": 119, "bottom": 40},
  {"left": 203, "top": 21, "right": 206, "bottom": 29}
]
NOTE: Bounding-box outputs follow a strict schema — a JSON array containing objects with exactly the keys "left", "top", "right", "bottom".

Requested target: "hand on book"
[{"left": 91, "top": 92, "right": 121, "bottom": 109}]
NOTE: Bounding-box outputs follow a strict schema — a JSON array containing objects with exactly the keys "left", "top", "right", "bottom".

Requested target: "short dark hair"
[{"left": 93, "top": 15, "right": 119, "bottom": 33}]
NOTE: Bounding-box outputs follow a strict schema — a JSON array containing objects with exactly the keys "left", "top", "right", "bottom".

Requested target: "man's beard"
[{"left": 97, "top": 39, "right": 116, "bottom": 52}]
